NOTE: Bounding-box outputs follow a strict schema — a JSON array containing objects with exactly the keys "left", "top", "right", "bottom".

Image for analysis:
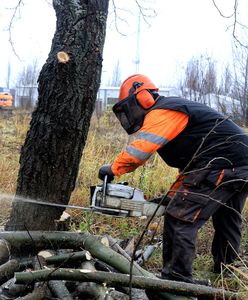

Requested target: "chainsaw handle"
[{"left": 102, "top": 175, "right": 108, "bottom": 203}]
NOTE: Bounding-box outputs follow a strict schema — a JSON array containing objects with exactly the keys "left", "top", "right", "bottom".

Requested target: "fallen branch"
[
  {"left": 0, "top": 239, "right": 10, "bottom": 265},
  {"left": 15, "top": 268, "right": 239, "bottom": 299},
  {"left": 1, "top": 277, "right": 29, "bottom": 297},
  {"left": 0, "top": 259, "right": 19, "bottom": 284},
  {"left": 45, "top": 250, "right": 92, "bottom": 265},
  {"left": 0, "top": 231, "right": 150, "bottom": 276},
  {"left": 75, "top": 261, "right": 113, "bottom": 299},
  {"left": 48, "top": 280, "right": 73, "bottom": 300},
  {"left": 21, "top": 283, "right": 48, "bottom": 300},
  {"left": 107, "top": 235, "right": 153, "bottom": 274},
  {"left": 31, "top": 255, "right": 49, "bottom": 299},
  {"left": 0, "top": 231, "right": 215, "bottom": 300},
  {"left": 136, "top": 245, "right": 156, "bottom": 265}
]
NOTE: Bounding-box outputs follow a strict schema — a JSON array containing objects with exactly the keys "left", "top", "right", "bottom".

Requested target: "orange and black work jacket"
[{"left": 111, "top": 96, "right": 248, "bottom": 177}]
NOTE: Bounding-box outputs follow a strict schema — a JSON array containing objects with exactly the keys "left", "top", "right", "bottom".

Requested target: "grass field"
[{"left": 0, "top": 109, "right": 247, "bottom": 297}]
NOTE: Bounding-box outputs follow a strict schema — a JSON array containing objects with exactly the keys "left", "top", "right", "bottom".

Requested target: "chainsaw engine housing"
[{"left": 90, "top": 182, "right": 165, "bottom": 217}]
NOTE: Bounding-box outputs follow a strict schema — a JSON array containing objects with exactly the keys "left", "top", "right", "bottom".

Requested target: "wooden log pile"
[{"left": 0, "top": 231, "right": 239, "bottom": 300}]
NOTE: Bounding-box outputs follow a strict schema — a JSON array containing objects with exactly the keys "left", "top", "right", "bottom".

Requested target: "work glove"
[
  {"left": 149, "top": 195, "right": 171, "bottom": 207},
  {"left": 98, "top": 164, "right": 115, "bottom": 182}
]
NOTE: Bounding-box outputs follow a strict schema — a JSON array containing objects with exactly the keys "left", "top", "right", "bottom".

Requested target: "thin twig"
[
  {"left": 7, "top": 0, "right": 23, "bottom": 61},
  {"left": 212, "top": 0, "right": 248, "bottom": 49},
  {"left": 24, "top": 224, "right": 42, "bottom": 270},
  {"left": 211, "top": 0, "right": 235, "bottom": 18}
]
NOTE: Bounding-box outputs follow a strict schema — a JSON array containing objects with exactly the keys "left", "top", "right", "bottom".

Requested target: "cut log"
[
  {"left": 75, "top": 282, "right": 111, "bottom": 299},
  {"left": 136, "top": 245, "right": 156, "bottom": 265},
  {"left": 45, "top": 250, "right": 92, "bottom": 265},
  {"left": 0, "top": 240, "right": 10, "bottom": 265},
  {"left": 38, "top": 250, "right": 56, "bottom": 259},
  {"left": 31, "top": 255, "right": 50, "bottom": 299},
  {"left": 14, "top": 268, "right": 238, "bottom": 300},
  {"left": 0, "top": 259, "right": 19, "bottom": 284},
  {"left": 55, "top": 211, "right": 71, "bottom": 231},
  {"left": 34, "top": 249, "right": 72, "bottom": 300},
  {"left": 0, "top": 231, "right": 195, "bottom": 300},
  {"left": 74, "top": 260, "right": 114, "bottom": 299},
  {"left": 0, "top": 231, "right": 150, "bottom": 276},
  {"left": 107, "top": 235, "right": 132, "bottom": 260},
  {"left": 106, "top": 235, "right": 147, "bottom": 274},
  {"left": 99, "top": 236, "right": 110, "bottom": 247},
  {"left": 21, "top": 283, "right": 48, "bottom": 300},
  {"left": 1, "top": 277, "right": 30, "bottom": 297},
  {"left": 48, "top": 280, "right": 73, "bottom": 300},
  {"left": 124, "top": 237, "right": 135, "bottom": 256}
]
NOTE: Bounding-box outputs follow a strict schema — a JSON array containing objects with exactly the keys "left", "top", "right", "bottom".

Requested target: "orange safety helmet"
[
  {"left": 113, "top": 74, "right": 159, "bottom": 134},
  {"left": 119, "top": 74, "right": 159, "bottom": 109}
]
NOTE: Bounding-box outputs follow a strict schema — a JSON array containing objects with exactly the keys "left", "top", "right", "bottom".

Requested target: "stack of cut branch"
[{"left": 0, "top": 231, "right": 238, "bottom": 300}]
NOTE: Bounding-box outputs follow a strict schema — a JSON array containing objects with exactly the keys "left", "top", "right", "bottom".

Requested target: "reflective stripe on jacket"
[{"left": 111, "top": 108, "right": 188, "bottom": 176}]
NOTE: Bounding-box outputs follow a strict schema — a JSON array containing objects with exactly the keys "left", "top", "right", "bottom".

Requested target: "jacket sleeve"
[{"left": 111, "top": 109, "right": 189, "bottom": 176}]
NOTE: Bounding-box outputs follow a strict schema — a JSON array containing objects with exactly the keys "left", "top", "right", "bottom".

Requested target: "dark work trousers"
[{"left": 162, "top": 167, "right": 248, "bottom": 282}]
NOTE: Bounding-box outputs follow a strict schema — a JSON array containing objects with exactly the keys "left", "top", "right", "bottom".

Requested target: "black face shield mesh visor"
[{"left": 112, "top": 95, "right": 147, "bottom": 135}]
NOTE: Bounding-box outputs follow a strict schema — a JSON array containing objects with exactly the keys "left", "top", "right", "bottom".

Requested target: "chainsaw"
[
  {"left": 90, "top": 176, "right": 166, "bottom": 217},
  {"left": 2, "top": 176, "right": 167, "bottom": 218}
]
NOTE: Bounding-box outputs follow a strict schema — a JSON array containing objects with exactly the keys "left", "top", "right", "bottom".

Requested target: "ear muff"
[{"left": 136, "top": 89, "right": 155, "bottom": 109}]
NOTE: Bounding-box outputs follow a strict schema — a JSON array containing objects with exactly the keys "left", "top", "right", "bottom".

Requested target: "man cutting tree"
[{"left": 98, "top": 74, "right": 248, "bottom": 284}]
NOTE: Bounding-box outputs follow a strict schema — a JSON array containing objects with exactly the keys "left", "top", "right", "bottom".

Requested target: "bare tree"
[
  {"left": 232, "top": 47, "right": 248, "bottom": 125},
  {"left": 218, "top": 65, "right": 233, "bottom": 96},
  {"left": 15, "top": 59, "right": 40, "bottom": 109},
  {"left": 180, "top": 55, "right": 218, "bottom": 104},
  {"left": 109, "top": 60, "right": 122, "bottom": 86},
  {"left": 203, "top": 59, "right": 218, "bottom": 95},
  {"left": 211, "top": 0, "right": 248, "bottom": 124}
]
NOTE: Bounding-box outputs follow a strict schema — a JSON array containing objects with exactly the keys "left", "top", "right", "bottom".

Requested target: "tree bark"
[
  {"left": 5, "top": 0, "right": 109, "bottom": 230},
  {"left": 15, "top": 268, "right": 239, "bottom": 300}
]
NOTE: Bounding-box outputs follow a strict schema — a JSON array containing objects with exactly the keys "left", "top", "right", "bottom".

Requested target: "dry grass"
[
  {"left": 0, "top": 109, "right": 247, "bottom": 296},
  {"left": 0, "top": 109, "right": 174, "bottom": 232}
]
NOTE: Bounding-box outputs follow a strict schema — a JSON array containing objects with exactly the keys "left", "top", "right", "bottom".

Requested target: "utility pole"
[
  {"left": 134, "top": 13, "right": 141, "bottom": 73},
  {"left": 6, "top": 60, "right": 11, "bottom": 89}
]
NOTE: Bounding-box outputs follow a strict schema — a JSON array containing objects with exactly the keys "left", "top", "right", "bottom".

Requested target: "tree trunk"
[{"left": 5, "top": 0, "right": 109, "bottom": 230}]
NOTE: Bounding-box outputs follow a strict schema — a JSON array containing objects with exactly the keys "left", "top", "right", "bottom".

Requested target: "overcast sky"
[{"left": 0, "top": 0, "right": 247, "bottom": 88}]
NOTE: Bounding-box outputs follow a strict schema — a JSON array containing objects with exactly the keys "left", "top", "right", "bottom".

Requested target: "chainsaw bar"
[{"left": 0, "top": 194, "right": 91, "bottom": 211}]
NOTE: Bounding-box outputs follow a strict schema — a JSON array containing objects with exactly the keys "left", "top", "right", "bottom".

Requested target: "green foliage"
[
  {"left": 79, "top": 212, "right": 94, "bottom": 233},
  {"left": 118, "top": 221, "right": 139, "bottom": 238}
]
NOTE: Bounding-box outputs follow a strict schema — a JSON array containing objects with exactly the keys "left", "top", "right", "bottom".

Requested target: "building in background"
[
  {"left": 12, "top": 85, "right": 242, "bottom": 122},
  {"left": 15, "top": 86, "right": 38, "bottom": 109}
]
